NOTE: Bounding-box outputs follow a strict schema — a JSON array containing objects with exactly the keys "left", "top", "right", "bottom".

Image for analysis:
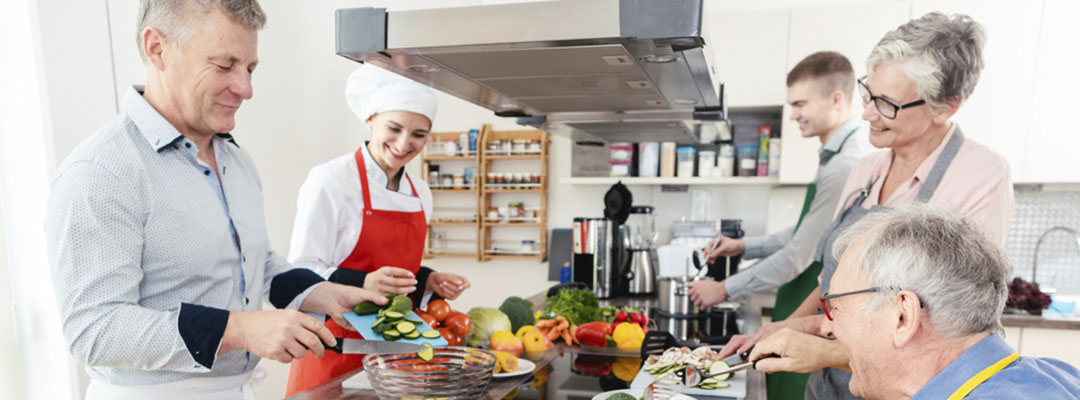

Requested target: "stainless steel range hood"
[{"left": 335, "top": 0, "right": 727, "bottom": 142}]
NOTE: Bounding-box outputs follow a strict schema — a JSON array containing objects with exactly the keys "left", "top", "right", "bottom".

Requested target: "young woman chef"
[{"left": 284, "top": 64, "right": 471, "bottom": 396}]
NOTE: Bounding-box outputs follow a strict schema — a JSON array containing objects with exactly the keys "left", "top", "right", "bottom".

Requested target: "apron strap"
[
  {"left": 819, "top": 126, "right": 861, "bottom": 165},
  {"left": 946, "top": 352, "right": 1018, "bottom": 400},
  {"left": 354, "top": 148, "right": 374, "bottom": 214},
  {"left": 916, "top": 125, "right": 966, "bottom": 203}
]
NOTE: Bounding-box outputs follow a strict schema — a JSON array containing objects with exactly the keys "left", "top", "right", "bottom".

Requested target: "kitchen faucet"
[{"left": 1032, "top": 226, "right": 1080, "bottom": 286}]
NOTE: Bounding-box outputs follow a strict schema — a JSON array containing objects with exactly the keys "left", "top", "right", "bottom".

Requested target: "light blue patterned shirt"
[{"left": 45, "top": 87, "right": 323, "bottom": 385}]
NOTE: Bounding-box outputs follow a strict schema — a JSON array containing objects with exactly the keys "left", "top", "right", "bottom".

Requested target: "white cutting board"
[{"left": 629, "top": 364, "right": 746, "bottom": 399}]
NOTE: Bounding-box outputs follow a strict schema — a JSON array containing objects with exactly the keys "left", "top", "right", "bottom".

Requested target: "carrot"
[
  {"left": 561, "top": 328, "right": 573, "bottom": 345},
  {"left": 546, "top": 326, "right": 561, "bottom": 342},
  {"left": 536, "top": 319, "right": 556, "bottom": 329},
  {"left": 570, "top": 325, "right": 579, "bottom": 345}
]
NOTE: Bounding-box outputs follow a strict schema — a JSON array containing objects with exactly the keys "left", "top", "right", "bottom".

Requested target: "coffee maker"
[
  {"left": 622, "top": 206, "right": 658, "bottom": 295},
  {"left": 571, "top": 182, "right": 634, "bottom": 299}
]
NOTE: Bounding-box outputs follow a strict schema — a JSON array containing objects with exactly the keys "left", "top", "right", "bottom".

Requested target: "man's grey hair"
[
  {"left": 136, "top": 0, "right": 266, "bottom": 62},
  {"left": 866, "top": 12, "right": 985, "bottom": 114},
  {"left": 831, "top": 204, "right": 1010, "bottom": 337}
]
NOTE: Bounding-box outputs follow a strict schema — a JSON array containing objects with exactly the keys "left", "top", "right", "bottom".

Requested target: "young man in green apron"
[{"left": 690, "top": 51, "right": 873, "bottom": 400}]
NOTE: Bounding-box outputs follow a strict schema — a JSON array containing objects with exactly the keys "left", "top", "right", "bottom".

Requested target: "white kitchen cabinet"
[
  {"left": 1018, "top": 327, "right": 1080, "bottom": 367},
  {"left": 1020, "top": 0, "right": 1080, "bottom": 183},
  {"left": 912, "top": 0, "right": 1045, "bottom": 183},
  {"left": 704, "top": 9, "right": 790, "bottom": 108},
  {"left": 779, "top": 3, "right": 911, "bottom": 184}
]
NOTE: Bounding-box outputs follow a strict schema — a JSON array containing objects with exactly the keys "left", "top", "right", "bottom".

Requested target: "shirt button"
[
  {"left": 185, "top": 143, "right": 191, "bottom": 148},
  {"left": 245, "top": 298, "right": 250, "bottom": 305},
  {"left": 204, "top": 170, "right": 210, "bottom": 176}
]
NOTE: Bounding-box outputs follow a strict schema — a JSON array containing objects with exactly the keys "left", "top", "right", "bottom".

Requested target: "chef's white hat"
[{"left": 345, "top": 64, "right": 438, "bottom": 125}]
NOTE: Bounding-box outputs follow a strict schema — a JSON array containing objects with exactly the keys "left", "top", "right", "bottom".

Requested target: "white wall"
[{"left": 0, "top": 205, "right": 25, "bottom": 400}]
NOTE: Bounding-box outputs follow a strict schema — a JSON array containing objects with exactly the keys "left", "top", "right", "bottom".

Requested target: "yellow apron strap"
[{"left": 946, "top": 352, "right": 1018, "bottom": 400}]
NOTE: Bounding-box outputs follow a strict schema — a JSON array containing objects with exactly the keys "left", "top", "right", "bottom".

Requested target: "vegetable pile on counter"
[
  {"left": 479, "top": 297, "right": 554, "bottom": 356},
  {"left": 418, "top": 299, "right": 471, "bottom": 345},
  {"left": 536, "top": 289, "right": 647, "bottom": 349}
]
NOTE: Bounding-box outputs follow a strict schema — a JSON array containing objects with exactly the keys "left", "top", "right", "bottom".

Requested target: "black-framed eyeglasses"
[
  {"left": 819, "top": 286, "right": 924, "bottom": 321},
  {"left": 857, "top": 76, "right": 926, "bottom": 119}
]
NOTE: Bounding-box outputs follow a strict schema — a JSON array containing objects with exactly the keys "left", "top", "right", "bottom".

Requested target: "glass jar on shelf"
[
  {"left": 500, "top": 139, "right": 512, "bottom": 154},
  {"left": 512, "top": 139, "right": 529, "bottom": 154},
  {"left": 487, "top": 206, "right": 499, "bottom": 220},
  {"left": 509, "top": 202, "right": 524, "bottom": 219},
  {"left": 521, "top": 240, "right": 536, "bottom": 253},
  {"left": 528, "top": 139, "right": 541, "bottom": 153}
]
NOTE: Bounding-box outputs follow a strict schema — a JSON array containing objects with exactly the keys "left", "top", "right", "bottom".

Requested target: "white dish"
[
  {"left": 592, "top": 388, "right": 695, "bottom": 400},
  {"left": 493, "top": 358, "right": 536, "bottom": 379}
]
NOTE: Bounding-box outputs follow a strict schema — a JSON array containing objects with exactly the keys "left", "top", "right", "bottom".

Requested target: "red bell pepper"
[{"left": 576, "top": 321, "right": 613, "bottom": 347}]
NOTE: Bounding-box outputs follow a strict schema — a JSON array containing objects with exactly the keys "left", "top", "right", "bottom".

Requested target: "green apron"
[{"left": 766, "top": 127, "right": 858, "bottom": 400}]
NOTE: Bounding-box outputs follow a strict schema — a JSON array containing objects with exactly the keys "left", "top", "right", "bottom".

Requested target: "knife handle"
[{"left": 310, "top": 337, "right": 343, "bottom": 354}]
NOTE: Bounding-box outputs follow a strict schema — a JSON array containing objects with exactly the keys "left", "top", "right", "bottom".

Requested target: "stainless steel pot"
[{"left": 657, "top": 275, "right": 713, "bottom": 316}]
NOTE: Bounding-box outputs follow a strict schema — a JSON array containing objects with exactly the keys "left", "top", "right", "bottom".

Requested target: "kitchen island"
[{"left": 286, "top": 291, "right": 771, "bottom": 400}]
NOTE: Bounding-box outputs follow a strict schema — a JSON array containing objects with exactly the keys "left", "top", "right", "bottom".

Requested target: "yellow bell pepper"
[{"left": 612, "top": 322, "right": 645, "bottom": 350}]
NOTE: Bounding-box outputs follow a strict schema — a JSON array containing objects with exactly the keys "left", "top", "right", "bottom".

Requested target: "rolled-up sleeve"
[
  {"left": 46, "top": 161, "right": 218, "bottom": 372},
  {"left": 725, "top": 156, "right": 857, "bottom": 299}
]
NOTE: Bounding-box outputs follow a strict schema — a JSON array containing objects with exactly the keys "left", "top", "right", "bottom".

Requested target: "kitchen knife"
[
  {"left": 720, "top": 346, "right": 754, "bottom": 366},
  {"left": 325, "top": 338, "right": 427, "bottom": 354}
]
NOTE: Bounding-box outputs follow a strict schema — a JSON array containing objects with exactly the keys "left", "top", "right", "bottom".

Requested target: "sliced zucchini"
[
  {"left": 396, "top": 321, "right": 416, "bottom": 335},
  {"left": 383, "top": 329, "right": 401, "bottom": 341},
  {"left": 371, "top": 316, "right": 386, "bottom": 329},
  {"left": 708, "top": 360, "right": 732, "bottom": 381},
  {"left": 384, "top": 311, "right": 405, "bottom": 321},
  {"left": 404, "top": 329, "right": 421, "bottom": 340},
  {"left": 417, "top": 343, "right": 434, "bottom": 362},
  {"left": 421, "top": 329, "right": 442, "bottom": 339}
]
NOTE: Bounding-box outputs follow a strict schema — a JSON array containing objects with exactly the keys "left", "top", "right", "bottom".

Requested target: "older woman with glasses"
[{"left": 717, "top": 12, "right": 1015, "bottom": 400}]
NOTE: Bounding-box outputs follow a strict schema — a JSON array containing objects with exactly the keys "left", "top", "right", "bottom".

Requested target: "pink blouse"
[{"left": 835, "top": 124, "right": 1014, "bottom": 246}]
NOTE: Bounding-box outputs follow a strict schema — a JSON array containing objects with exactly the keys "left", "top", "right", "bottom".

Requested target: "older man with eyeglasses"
[{"left": 756, "top": 204, "right": 1080, "bottom": 399}]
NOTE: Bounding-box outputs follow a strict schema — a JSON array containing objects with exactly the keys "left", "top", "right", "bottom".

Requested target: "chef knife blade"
[{"left": 325, "top": 338, "right": 427, "bottom": 354}]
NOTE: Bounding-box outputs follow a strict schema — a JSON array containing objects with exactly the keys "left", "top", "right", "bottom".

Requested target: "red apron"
[{"left": 285, "top": 147, "right": 427, "bottom": 396}]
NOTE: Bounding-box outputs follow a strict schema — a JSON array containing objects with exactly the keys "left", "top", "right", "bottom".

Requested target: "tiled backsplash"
[{"left": 1007, "top": 185, "right": 1080, "bottom": 294}]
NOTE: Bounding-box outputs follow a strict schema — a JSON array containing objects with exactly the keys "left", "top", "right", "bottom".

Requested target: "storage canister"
[
  {"left": 697, "top": 150, "right": 716, "bottom": 178},
  {"left": 736, "top": 146, "right": 758, "bottom": 177},
  {"left": 676, "top": 146, "right": 696, "bottom": 177},
  {"left": 638, "top": 142, "right": 660, "bottom": 177},
  {"left": 717, "top": 143, "right": 735, "bottom": 178}
]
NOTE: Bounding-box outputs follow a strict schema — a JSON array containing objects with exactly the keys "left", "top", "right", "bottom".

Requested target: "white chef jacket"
[{"left": 288, "top": 144, "right": 433, "bottom": 278}]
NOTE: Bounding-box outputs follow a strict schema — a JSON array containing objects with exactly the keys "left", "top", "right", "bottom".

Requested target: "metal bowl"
[{"left": 362, "top": 346, "right": 496, "bottom": 400}]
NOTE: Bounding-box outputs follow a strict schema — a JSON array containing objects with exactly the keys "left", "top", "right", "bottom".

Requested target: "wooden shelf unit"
[
  {"left": 420, "top": 131, "right": 482, "bottom": 260},
  {"left": 479, "top": 125, "right": 549, "bottom": 262}
]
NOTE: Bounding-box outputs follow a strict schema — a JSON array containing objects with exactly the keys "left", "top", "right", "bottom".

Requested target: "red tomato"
[
  {"left": 427, "top": 299, "right": 452, "bottom": 322},
  {"left": 414, "top": 310, "right": 438, "bottom": 328},
  {"left": 445, "top": 311, "right": 471, "bottom": 338},
  {"left": 438, "top": 327, "right": 461, "bottom": 346}
]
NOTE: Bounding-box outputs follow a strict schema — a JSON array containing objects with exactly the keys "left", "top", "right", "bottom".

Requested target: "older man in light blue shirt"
[
  {"left": 755, "top": 204, "right": 1080, "bottom": 399},
  {"left": 44, "top": 1, "right": 384, "bottom": 398}
]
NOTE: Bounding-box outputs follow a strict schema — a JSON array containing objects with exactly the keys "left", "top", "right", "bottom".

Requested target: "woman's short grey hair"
[
  {"left": 866, "top": 12, "right": 986, "bottom": 114},
  {"left": 831, "top": 204, "right": 1010, "bottom": 337},
  {"left": 136, "top": 0, "right": 266, "bottom": 62}
]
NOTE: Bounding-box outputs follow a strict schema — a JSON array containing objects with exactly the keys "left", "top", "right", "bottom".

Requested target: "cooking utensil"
[
  {"left": 326, "top": 338, "right": 426, "bottom": 354},
  {"left": 643, "top": 380, "right": 683, "bottom": 400},
  {"left": 657, "top": 275, "right": 713, "bottom": 316},
  {"left": 692, "top": 249, "right": 708, "bottom": 279}
]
